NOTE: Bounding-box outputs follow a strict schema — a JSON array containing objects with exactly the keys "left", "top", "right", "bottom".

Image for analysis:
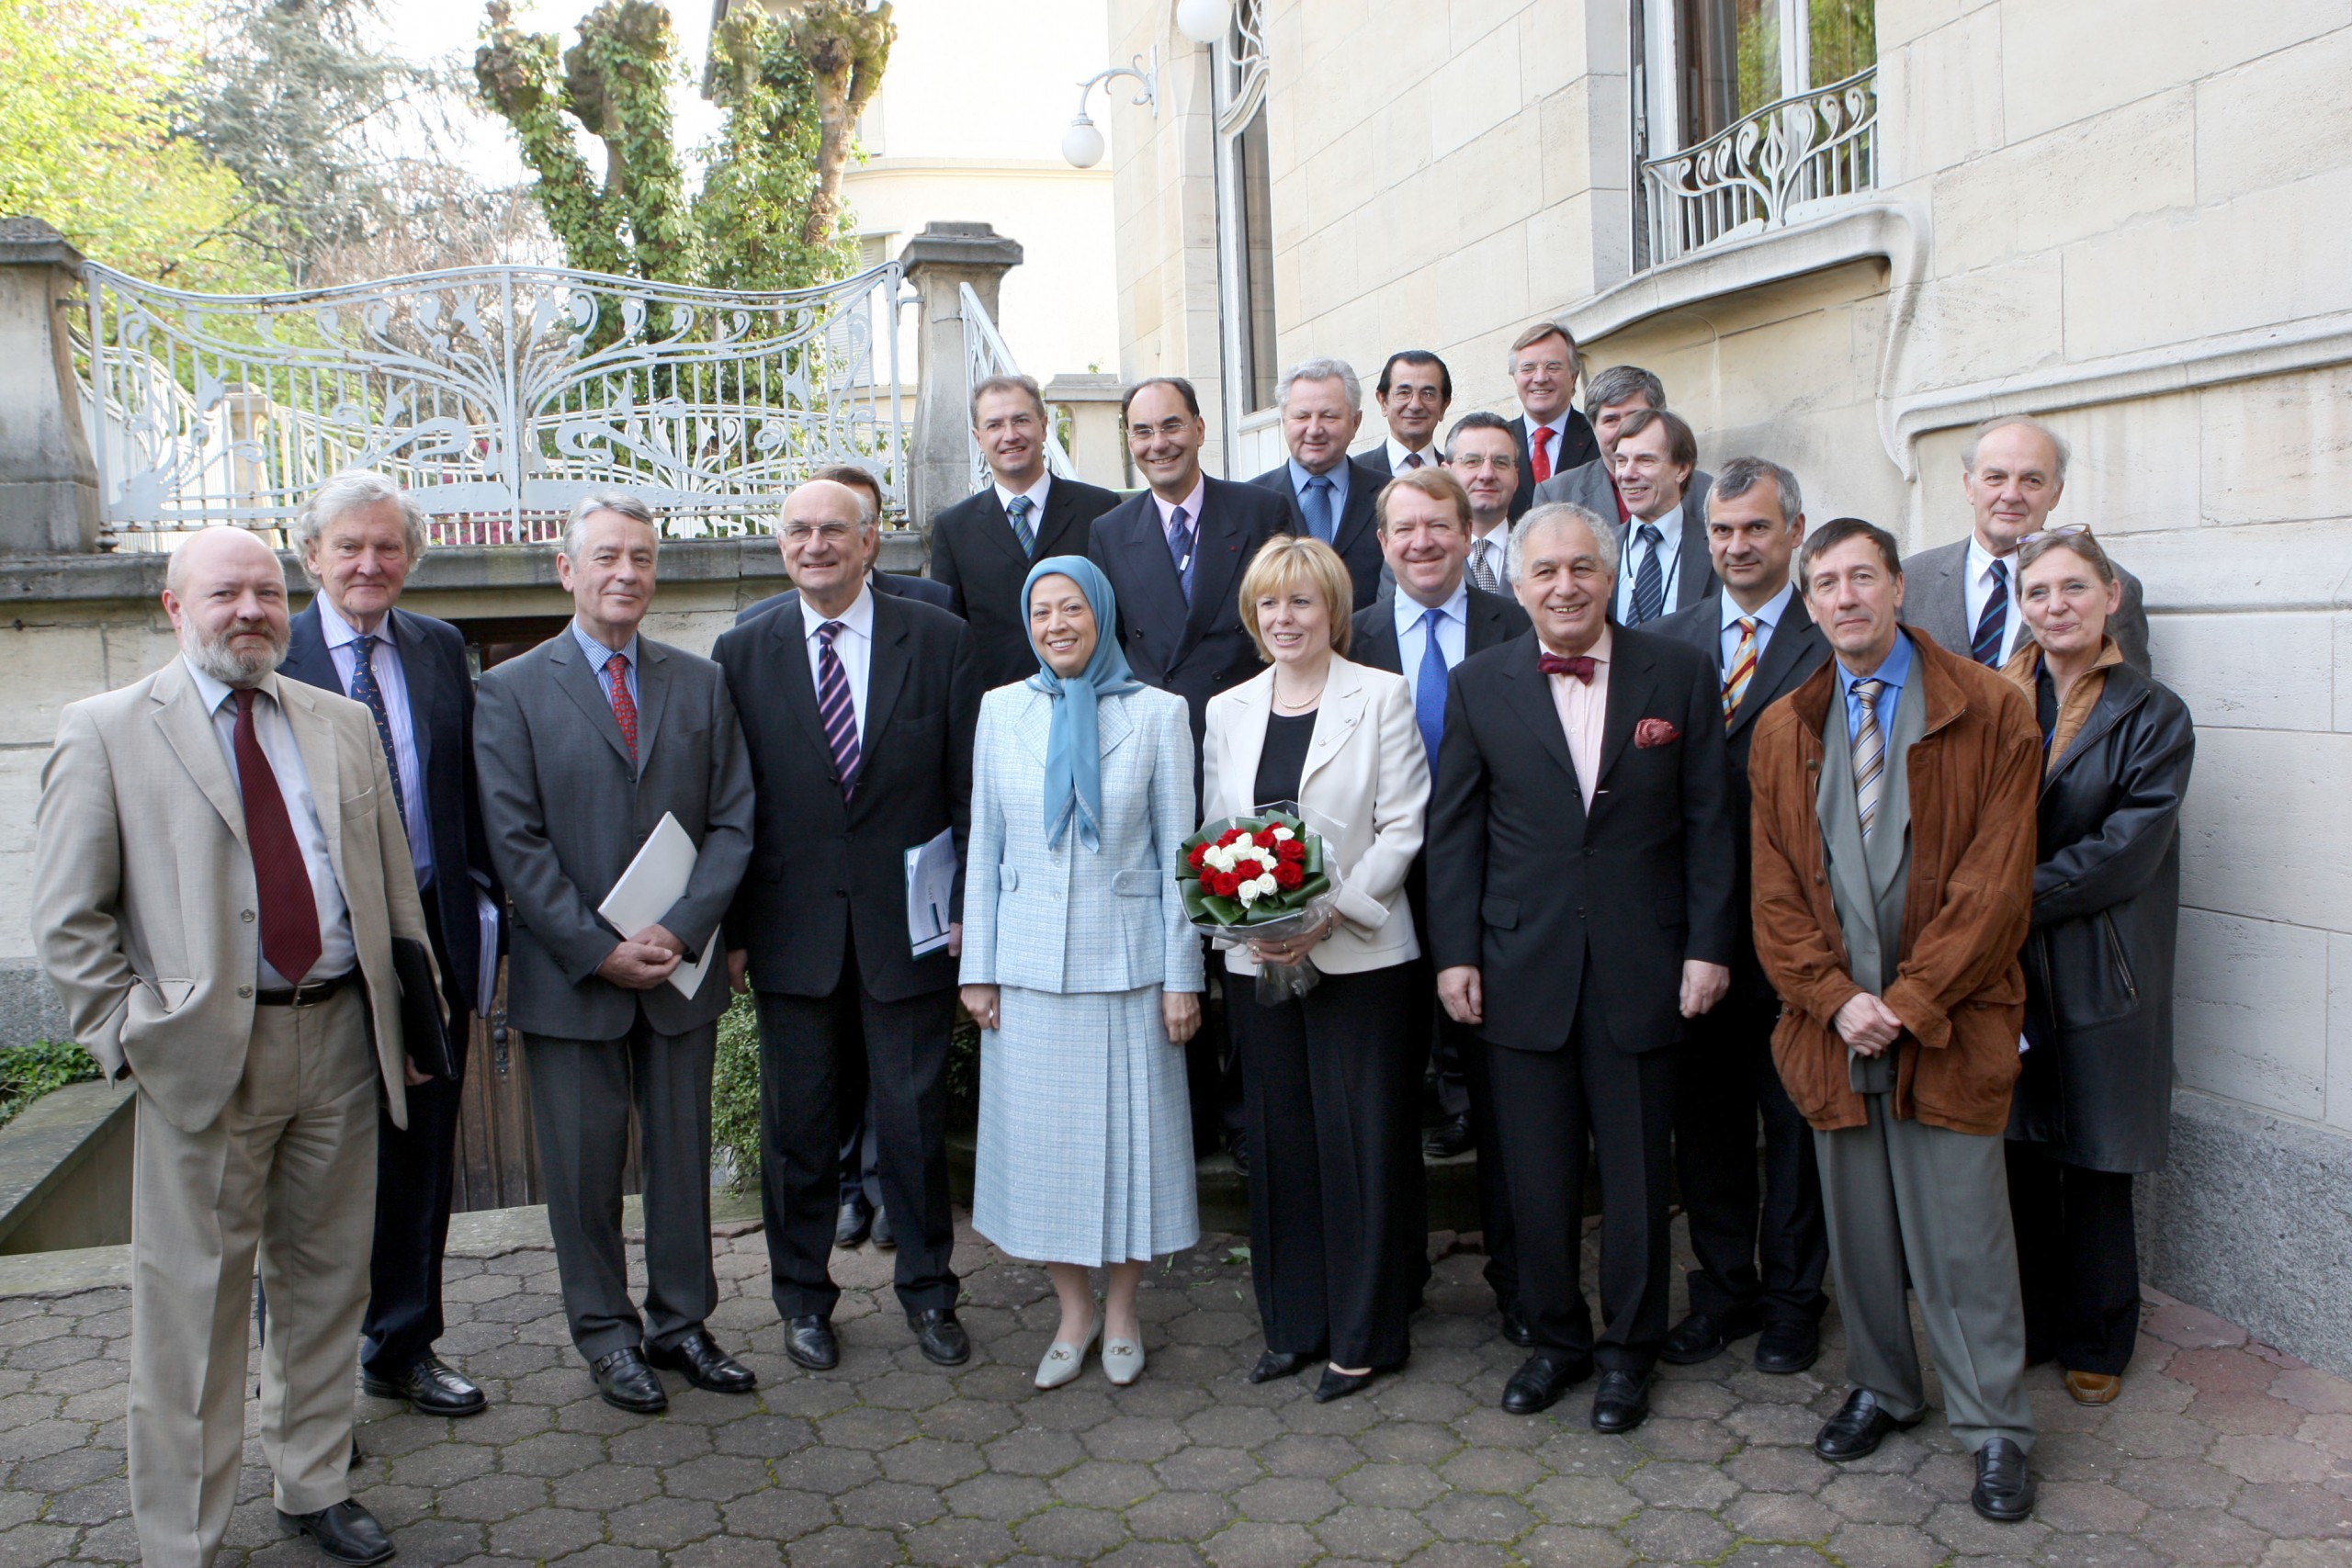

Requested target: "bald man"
[{"left": 35, "top": 526, "right": 436, "bottom": 1568}]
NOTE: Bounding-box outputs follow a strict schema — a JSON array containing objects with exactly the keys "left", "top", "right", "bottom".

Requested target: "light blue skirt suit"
[{"left": 962, "top": 681, "right": 1206, "bottom": 1266}]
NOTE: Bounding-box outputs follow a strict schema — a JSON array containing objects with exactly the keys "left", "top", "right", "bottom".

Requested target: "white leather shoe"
[
  {"left": 1035, "top": 1316, "right": 1102, "bottom": 1390},
  {"left": 1102, "top": 1336, "right": 1146, "bottom": 1387}
]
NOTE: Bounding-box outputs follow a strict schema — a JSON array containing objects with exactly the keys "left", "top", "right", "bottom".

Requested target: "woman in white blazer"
[
  {"left": 1201, "top": 535, "right": 1431, "bottom": 1404},
  {"left": 961, "top": 557, "right": 1205, "bottom": 1392}
]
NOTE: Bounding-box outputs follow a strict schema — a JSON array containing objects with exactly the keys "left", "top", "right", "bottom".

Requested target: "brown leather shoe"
[{"left": 2064, "top": 1369, "right": 2121, "bottom": 1404}]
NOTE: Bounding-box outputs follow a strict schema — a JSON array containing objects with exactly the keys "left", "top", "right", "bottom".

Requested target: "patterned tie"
[
  {"left": 1529, "top": 426, "right": 1555, "bottom": 484},
  {"left": 1972, "top": 557, "right": 2010, "bottom": 666},
  {"left": 1415, "top": 607, "right": 1448, "bottom": 777},
  {"left": 1402, "top": 452, "right": 1423, "bottom": 470},
  {"left": 345, "top": 634, "right": 408, "bottom": 832},
  {"left": 1467, "top": 538, "right": 1499, "bottom": 595},
  {"left": 232, "top": 690, "right": 322, "bottom": 985},
  {"left": 1005, "top": 493, "right": 1035, "bottom": 555},
  {"left": 605, "top": 652, "right": 638, "bottom": 763},
  {"left": 1539, "top": 652, "right": 1597, "bottom": 682},
  {"left": 1630, "top": 524, "right": 1666, "bottom": 625},
  {"left": 1300, "top": 474, "right": 1336, "bottom": 542},
  {"left": 1851, "top": 678, "right": 1887, "bottom": 842},
  {"left": 815, "top": 621, "right": 861, "bottom": 797},
  {"left": 1167, "top": 506, "right": 1195, "bottom": 601},
  {"left": 1721, "top": 616, "right": 1758, "bottom": 718}
]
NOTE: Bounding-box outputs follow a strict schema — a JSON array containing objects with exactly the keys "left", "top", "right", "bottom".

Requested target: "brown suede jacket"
[{"left": 1747, "top": 628, "right": 2041, "bottom": 1135}]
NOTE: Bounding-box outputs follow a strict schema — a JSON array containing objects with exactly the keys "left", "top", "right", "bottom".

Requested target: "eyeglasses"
[
  {"left": 781, "top": 521, "right": 861, "bottom": 545},
  {"left": 2018, "top": 523, "right": 2089, "bottom": 545}
]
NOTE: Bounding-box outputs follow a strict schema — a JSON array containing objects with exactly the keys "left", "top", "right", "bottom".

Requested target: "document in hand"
[
  {"left": 905, "top": 826, "right": 956, "bottom": 957},
  {"left": 597, "top": 812, "right": 717, "bottom": 999}
]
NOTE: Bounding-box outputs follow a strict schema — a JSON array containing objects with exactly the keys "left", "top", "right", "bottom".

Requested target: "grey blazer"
[
  {"left": 1900, "top": 537, "right": 2152, "bottom": 673},
  {"left": 474, "top": 630, "right": 756, "bottom": 1040},
  {"left": 1532, "top": 458, "right": 1718, "bottom": 618}
]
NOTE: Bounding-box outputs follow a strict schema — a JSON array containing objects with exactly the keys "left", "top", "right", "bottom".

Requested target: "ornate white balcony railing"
[
  {"left": 1641, "top": 66, "right": 1878, "bottom": 267},
  {"left": 959, "top": 281, "right": 1075, "bottom": 493},
  {"left": 70, "top": 261, "right": 908, "bottom": 547}
]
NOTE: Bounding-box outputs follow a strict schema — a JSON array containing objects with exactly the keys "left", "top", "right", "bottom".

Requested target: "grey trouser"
[
  {"left": 1815, "top": 1093, "right": 2036, "bottom": 1453},
  {"left": 130, "top": 986, "right": 378, "bottom": 1568}
]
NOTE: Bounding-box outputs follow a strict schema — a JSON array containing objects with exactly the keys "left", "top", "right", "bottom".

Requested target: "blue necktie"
[
  {"left": 346, "top": 634, "right": 409, "bottom": 833},
  {"left": 1415, "top": 607, "right": 1448, "bottom": 779},
  {"left": 1005, "top": 493, "right": 1035, "bottom": 555},
  {"left": 1167, "top": 505, "right": 1194, "bottom": 601},
  {"left": 1301, "top": 475, "right": 1336, "bottom": 543},
  {"left": 1630, "top": 524, "right": 1666, "bottom": 625}
]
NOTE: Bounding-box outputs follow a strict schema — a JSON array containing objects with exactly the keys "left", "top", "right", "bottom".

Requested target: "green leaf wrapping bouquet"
[{"left": 1176, "top": 801, "right": 1345, "bottom": 1004}]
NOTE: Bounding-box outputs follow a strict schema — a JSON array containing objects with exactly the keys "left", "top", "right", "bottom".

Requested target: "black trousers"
[
  {"left": 2007, "top": 1141, "right": 2141, "bottom": 1375},
  {"left": 1487, "top": 986, "right": 1675, "bottom": 1373},
  {"left": 362, "top": 908, "right": 469, "bottom": 1378},
  {"left": 1194, "top": 962, "right": 1247, "bottom": 1150},
  {"left": 1670, "top": 990, "right": 1828, "bottom": 1328},
  {"left": 756, "top": 937, "right": 957, "bottom": 1321},
  {"left": 1230, "top": 963, "right": 1425, "bottom": 1371}
]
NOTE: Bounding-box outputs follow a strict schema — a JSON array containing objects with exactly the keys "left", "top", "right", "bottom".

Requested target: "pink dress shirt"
[{"left": 1546, "top": 626, "right": 1612, "bottom": 811}]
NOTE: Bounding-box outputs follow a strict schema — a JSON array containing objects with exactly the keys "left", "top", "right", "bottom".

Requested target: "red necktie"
[
  {"left": 1539, "top": 652, "right": 1597, "bottom": 683},
  {"left": 232, "top": 690, "right": 322, "bottom": 985},
  {"left": 1402, "top": 451, "right": 1423, "bottom": 469},
  {"left": 1530, "top": 425, "right": 1555, "bottom": 484},
  {"left": 606, "top": 653, "right": 639, "bottom": 761}
]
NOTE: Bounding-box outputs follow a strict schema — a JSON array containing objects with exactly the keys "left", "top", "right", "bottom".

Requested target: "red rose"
[
  {"left": 1186, "top": 842, "right": 1208, "bottom": 870},
  {"left": 1277, "top": 840, "right": 1306, "bottom": 864},
  {"left": 1255, "top": 829, "right": 1283, "bottom": 849},
  {"left": 1272, "top": 861, "right": 1304, "bottom": 889},
  {"left": 1209, "top": 870, "right": 1238, "bottom": 897},
  {"left": 1216, "top": 828, "right": 1245, "bottom": 849}
]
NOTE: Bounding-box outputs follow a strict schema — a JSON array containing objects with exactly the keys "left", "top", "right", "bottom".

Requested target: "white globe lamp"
[
  {"left": 1061, "top": 115, "right": 1107, "bottom": 170},
  {"left": 1174, "top": 0, "right": 1231, "bottom": 46}
]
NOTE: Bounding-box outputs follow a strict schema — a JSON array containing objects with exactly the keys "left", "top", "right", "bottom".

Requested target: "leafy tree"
[
  {"left": 475, "top": 0, "right": 893, "bottom": 291},
  {"left": 0, "top": 0, "right": 280, "bottom": 288}
]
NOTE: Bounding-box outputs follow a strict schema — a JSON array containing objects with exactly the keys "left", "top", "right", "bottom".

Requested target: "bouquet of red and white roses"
[{"left": 1176, "top": 803, "right": 1344, "bottom": 1002}]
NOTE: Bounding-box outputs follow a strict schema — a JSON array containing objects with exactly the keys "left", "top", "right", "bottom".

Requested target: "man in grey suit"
[
  {"left": 36, "top": 526, "right": 435, "bottom": 1568},
  {"left": 1901, "top": 414, "right": 2152, "bottom": 671},
  {"left": 474, "top": 492, "right": 759, "bottom": 1416}
]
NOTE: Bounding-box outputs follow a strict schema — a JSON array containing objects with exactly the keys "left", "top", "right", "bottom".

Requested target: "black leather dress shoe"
[
  {"left": 1422, "top": 1112, "right": 1475, "bottom": 1159},
  {"left": 1753, "top": 1320, "right": 1821, "bottom": 1375},
  {"left": 1249, "top": 1348, "right": 1320, "bottom": 1382},
  {"left": 1500, "top": 1352, "right": 1593, "bottom": 1415},
  {"left": 647, "top": 1328, "right": 758, "bottom": 1393},
  {"left": 870, "top": 1205, "right": 897, "bottom": 1250},
  {"left": 1498, "top": 1308, "right": 1537, "bottom": 1348},
  {"left": 834, "top": 1199, "right": 873, "bottom": 1248},
  {"left": 1659, "top": 1309, "right": 1761, "bottom": 1366},
  {"left": 279, "top": 1499, "right": 395, "bottom": 1565},
  {"left": 591, "top": 1347, "right": 668, "bottom": 1414},
  {"left": 1589, "top": 1370, "right": 1651, "bottom": 1433},
  {"left": 910, "top": 1308, "right": 970, "bottom": 1366},
  {"left": 784, "top": 1315, "right": 839, "bottom": 1371},
  {"left": 1314, "top": 1365, "right": 1379, "bottom": 1403},
  {"left": 361, "top": 1356, "right": 487, "bottom": 1416},
  {"left": 1972, "top": 1437, "right": 2036, "bottom": 1521},
  {"left": 1815, "top": 1387, "right": 1921, "bottom": 1460}
]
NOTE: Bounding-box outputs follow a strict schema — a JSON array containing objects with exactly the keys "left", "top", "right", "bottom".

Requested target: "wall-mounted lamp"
[
  {"left": 1061, "top": 46, "right": 1159, "bottom": 169},
  {"left": 1173, "top": 0, "right": 1232, "bottom": 45}
]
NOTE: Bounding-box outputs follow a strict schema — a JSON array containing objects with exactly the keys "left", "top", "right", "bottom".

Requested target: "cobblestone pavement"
[{"left": 4, "top": 1215, "right": 2350, "bottom": 1568}]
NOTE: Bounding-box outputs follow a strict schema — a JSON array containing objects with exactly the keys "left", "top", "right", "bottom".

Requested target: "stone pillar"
[
  {"left": 0, "top": 220, "right": 101, "bottom": 552},
  {"left": 899, "top": 222, "right": 1023, "bottom": 536},
  {"left": 1043, "top": 373, "right": 1134, "bottom": 492}
]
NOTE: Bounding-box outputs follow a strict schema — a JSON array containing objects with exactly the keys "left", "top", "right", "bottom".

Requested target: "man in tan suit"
[{"left": 34, "top": 526, "right": 436, "bottom": 1568}]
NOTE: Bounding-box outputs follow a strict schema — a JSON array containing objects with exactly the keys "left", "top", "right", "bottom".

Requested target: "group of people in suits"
[{"left": 29, "top": 316, "right": 2191, "bottom": 1565}]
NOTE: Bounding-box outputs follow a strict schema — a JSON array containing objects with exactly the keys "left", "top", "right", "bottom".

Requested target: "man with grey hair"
[
  {"left": 36, "top": 525, "right": 436, "bottom": 1568},
  {"left": 1535, "top": 366, "right": 1717, "bottom": 554},
  {"left": 474, "top": 492, "right": 759, "bottom": 1416},
  {"left": 280, "top": 469, "right": 503, "bottom": 1419},
  {"left": 1902, "top": 413, "right": 2152, "bottom": 671},
  {"left": 1249, "top": 356, "right": 1385, "bottom": 607},
  {"left": 1429, "top": 501, "right": 1736, "bottom": 1429}
]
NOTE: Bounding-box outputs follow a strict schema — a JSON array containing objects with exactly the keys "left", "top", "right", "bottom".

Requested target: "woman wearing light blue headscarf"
[{"left": 959, "top": 557, "right": 1204, "bottom": 1391}]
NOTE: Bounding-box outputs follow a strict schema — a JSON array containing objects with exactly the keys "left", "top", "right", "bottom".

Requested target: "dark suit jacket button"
[
  {"left": 1583, "top": 846, "right": 1595, "bottom": 857},
  {"left": 832, "top": 888, "right": 848, "bottom": 898}
]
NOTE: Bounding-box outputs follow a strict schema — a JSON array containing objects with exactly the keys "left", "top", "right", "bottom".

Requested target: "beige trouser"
[{"left": 129, "top": 986, "right": 379, "bottom": 1568}]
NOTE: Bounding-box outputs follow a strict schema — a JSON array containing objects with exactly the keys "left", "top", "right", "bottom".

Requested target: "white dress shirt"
[
  {"left": 993, "top": 470, "right": 1052, "bottom": 531},
  {"left": 1545, "top": 626, "right": 1612, "bottom": 812},
  {"left": 1718, "top": 580, "right": 1796, "bottom": 672},
  {"left": 1520, "top": 412, "right": 1568, "bottom": 478},
  {"left": 1615, "top": 502, "right": 1688, "bottom": 622},
  {"left": 1465, "top": 525, "right": 1511, "bottom": 592},
  {"left": 315, "top": 597, "right": 432, "bottom": 885},
  {"left": 1383, "top": 435, "right": 1437, "bottom": 473},
  {"left": 1964, "top": 535, "right": 2030, "bottom": 665},
  {"left": 182, "top": 658, "right": 357, "bottom": 988},
  {"left": 1393, "top": 581, "right": 1469, "bottom": 707},
  {"left": 801, "top": 581, "right": 876, "bottom": 740}
]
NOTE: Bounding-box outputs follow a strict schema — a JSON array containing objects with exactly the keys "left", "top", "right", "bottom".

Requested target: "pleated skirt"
[{"left": 972, "top": 985, "right": 1200, "bottom": 1267}]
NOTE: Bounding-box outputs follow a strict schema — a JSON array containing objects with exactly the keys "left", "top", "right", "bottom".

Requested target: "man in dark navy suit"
[
  {"left": 1249, "top": 358, "right": 1385, "bottom": 609},
  {"left": 1504, "top": 322, "right": 1600, "bottom": 521},
  {"left": 1354, "top": 350, "right": 1452, "bottom": 479},
  {"left": 281, "top": 470, "right": 501, "bottom": 1418},
  {"left": 1651, "top": 457, "right": 1834, "bottom": 1378},
  {"left": 738, "top": 465, "right": 956, "bottom": 626}
]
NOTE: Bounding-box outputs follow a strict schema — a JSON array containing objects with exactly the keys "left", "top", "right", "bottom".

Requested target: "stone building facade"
[{"left": 1099, "top": 0, "right": 2352, "bottom": 1371}]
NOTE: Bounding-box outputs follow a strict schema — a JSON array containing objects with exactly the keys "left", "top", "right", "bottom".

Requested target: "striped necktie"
[
  {"left": 345, "top": 633, "right": 408, "bottom": 830},
  {"left": 1972, "top": 558, "right": 2010, "bottom": 665},
  {"left": 1629, "top": 524, "right": 1667, "bottom": 625},
  {"left": 1721, "top": 616, "right": 1758, "bottom": 718},
  {"left": 1851, "top": 678, "right": 1887, "bottom": 842},
  {"left": 1005, "top": 493, "right": 1035, "bottom": 555},
  {"left": 815, "top": 621, "right": 861, "bottom": 797},
  {"left": 1467, "top": 537, "right": 1499, "bottom": 594}
]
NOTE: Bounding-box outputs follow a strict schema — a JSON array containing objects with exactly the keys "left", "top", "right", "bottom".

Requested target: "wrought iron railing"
[
  {"left": 70, "top": 261, "right": 910, "bottom": 547},
  {"left": 959, "top": 281, "right": 1075, "bottom": 492},
  {"left": 1641, "top": 66, "right": 1878, "bottom": 266}
]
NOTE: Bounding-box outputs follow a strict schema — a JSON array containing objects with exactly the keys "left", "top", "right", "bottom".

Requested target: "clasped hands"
[
  {"left": 957, "top": 983, "right": 1202, "bottom": 1046},
  {"left": 600, "top": 923, "right": 685, "bottom": 990},
  {"left": 1834, "top": 990, "right": 1904, "bottom": 1056},
  {"left": 1437, "top": 960, "right": 1731, "bottom": 1028}
]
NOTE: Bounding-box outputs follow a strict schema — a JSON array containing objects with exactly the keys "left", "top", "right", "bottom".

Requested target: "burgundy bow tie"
[{"left": 1539, "top": 652, "right": 1598, "bottom": 683}]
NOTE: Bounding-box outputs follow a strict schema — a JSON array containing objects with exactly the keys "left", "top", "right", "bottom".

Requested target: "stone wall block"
[
  {"left": 2197, "top": 363, "right": 2352, "bottom": 531},
  {"left": 2172, "top": 908, "right": 2329, "bottom": 1119},
  {"left": 2196, "top": 24, "right": 2352, "bottom": 202},
  {"left": 2178, "top": 727, "right": 2352, "bottom": 932},
  {"left": 1998, "top": 0, "right": 2324, "bottom": 146},
  {"left": 2156, "top": 612, "right": 2334, "bottom": 733}
]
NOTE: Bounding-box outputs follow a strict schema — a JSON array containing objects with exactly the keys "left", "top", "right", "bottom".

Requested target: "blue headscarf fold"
[{"left": 1023, "top": 555, "right": 1141, "bottom": 852}]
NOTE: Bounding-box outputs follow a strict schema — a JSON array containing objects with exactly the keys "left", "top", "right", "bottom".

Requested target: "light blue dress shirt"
[
  {"left": 316, "top": 597, "right": 433, "bottom": 886},
  {"left": 1393, "top": 582, "right": 1468, "bottom": 705},
  {"left": 1613, "top": 502, "right": 1687, "bottom": 622},
  {"left": 1835, "top": 626, "right": 1915, "bottom": 743},
  {"left": 571, "top": 619, "right": 640, "bottom": 707},
  {"left": 1287, "top": 457, "right": 1349, "bottom": 541}
]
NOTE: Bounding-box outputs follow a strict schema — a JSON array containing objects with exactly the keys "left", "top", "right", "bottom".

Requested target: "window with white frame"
[{"left": 1213, "top": 0, "right": 1277, "bottom": 433}]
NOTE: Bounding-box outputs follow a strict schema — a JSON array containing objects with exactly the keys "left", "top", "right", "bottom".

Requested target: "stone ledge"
[{"left": 0, "top": 1077, "right": 131, "bottom": 1255}]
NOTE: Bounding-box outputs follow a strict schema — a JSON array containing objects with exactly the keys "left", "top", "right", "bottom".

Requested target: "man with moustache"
[
  {"left": 1503, "top": 323, "right": 1600, "bottom": 520},
  {"left": 1356, "top": 351, "right": 1453, "bottom": 479},
  {"left": 1650, "top": 458, "right": 1832, "bottom": 1373},
  {"left": 1250, "top": 358, "right": 1387, "bottom": 608},
  {"left": 1428, "top": 502, "right": 1736, "bottom": 1430},
  {"left": 1442, "top": 412, "right": 1523, "bottom": 594},
  {"left": 36, "top": 525, "right": 437, "bottom": 1568},
  {"left": 1748, "top": 517, "right": 2041, "bottom": 1522}
]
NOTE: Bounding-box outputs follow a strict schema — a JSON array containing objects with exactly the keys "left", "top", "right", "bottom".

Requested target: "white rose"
[
  {"left": 1253, "top": 874, "right": 1279, "bottom": 899},
  {"left": 1236, "top": 875, "right": 1262, "bottom": 905},
  {"left": 1206, "top": 845, "right": 1234, "bottom": 873},
  {"left": 1272, "top": 827, "right": 1295, "bottom": 841}
]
